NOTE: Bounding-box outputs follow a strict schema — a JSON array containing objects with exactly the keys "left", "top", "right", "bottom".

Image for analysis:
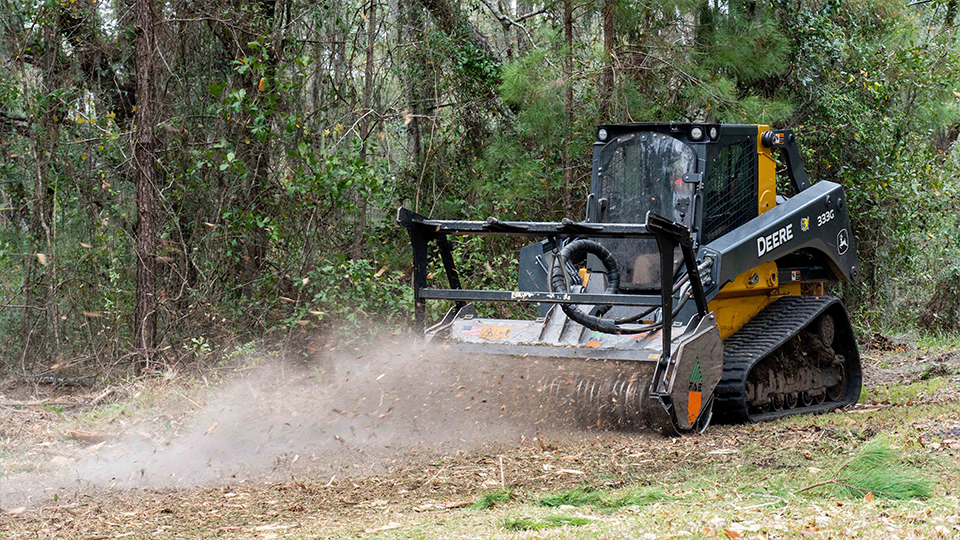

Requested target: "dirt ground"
[{"left": 2, "top": 337, "right": 960, "bottom": 539}]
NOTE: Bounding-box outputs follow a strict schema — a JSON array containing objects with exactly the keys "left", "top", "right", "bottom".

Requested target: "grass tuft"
[
  {"left": 536, "top": 488, "right": 602, "bottom": 507},
  {"left": 536, "top": 486, "right": 670, "bottom": 510},
  {"left": 502, "top": 515, "right": 592, "bottom": 531},
  {"left": 472, "top": 489, "right": 513, "bottom": 509}
]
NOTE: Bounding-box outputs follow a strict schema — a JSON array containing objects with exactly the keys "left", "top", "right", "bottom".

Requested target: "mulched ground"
[{"left": 2, "top": 338, "right": 959, "bottom": 538}]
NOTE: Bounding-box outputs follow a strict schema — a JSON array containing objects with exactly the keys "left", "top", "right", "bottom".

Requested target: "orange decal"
[
  {"left": 688, "top": 391, "right": 702, "bottom": 425},
  {"left": 586, "top": 340, "right": 602, "bottom": 348}
]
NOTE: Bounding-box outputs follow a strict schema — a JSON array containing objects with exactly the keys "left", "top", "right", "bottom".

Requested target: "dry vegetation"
[{"left": 2, "top": 342, "right": 960, "bottom": 539}]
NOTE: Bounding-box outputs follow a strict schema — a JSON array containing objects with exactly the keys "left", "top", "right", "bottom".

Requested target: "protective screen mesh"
[
  {"left": 702, "top": 139, "right": 758, "bottom": 244},
  {"left": 597, "top": 132, "right": 695, "bottom": 289}
]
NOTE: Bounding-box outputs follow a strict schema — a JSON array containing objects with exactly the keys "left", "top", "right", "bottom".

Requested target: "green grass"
[
  {"left": 502, "top": 515, "right": 593, "bottom": 531},
  {"left": 536, "top": 488, "right": 603, "bottom": 508},
  {"left": 915, "top": 329, "right": 960, "bottom": 350},
  {"left": 535, "top": 486, "right": 671, "bottom": 512},
  {"left": 859, "top": 378, "right": 946, "bottom": 404},
  {"left": 605, "top": 487, "right": 671, "bottom": 508},
  {"left": 472, "top": 489, "right": 513, "bottom": 509}
]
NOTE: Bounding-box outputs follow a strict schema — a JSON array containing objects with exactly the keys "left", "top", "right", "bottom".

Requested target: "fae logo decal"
[
  {"left": 687, "top": 359, "right": 703, "bottom": 425},
  {"left": 800, "top": 216, "right": 810, "bottom": 232},
  {"left": 837, "top": 229, "right": 849, "bottom": 255}
]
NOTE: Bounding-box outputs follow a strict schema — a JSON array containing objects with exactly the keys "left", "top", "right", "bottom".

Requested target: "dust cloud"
[{"left": 3, "top": 337, "right": 615, "bottom": 506}]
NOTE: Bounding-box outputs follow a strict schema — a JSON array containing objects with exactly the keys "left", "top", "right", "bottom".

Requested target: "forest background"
[{"left": 0, "top": 0, "right": 959, "bottom": 377}]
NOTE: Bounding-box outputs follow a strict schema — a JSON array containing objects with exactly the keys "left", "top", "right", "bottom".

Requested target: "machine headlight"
[
  {"left": 690, "top": 126, "right": 704, "bottom": 141},
  {"left": 598, "top": 128, "right": 609, "bottom": 141},
  {"left": 709, "top": 126, "right": 719, "bottom": 140}
]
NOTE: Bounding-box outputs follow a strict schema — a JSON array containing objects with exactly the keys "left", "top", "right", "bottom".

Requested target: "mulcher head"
[
  {"left": 398, "top": 205, "right": 722, "bottom": 435},
  {"left": 425, "top": 302, "right": 723, "bottom": 435}
]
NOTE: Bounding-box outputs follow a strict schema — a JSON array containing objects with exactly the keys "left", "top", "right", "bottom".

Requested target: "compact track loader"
[{"left": 398, "top": 123, "right": 862, "bottom": 434}]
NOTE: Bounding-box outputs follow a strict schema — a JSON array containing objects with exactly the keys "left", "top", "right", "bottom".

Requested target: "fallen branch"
[{"left": 0, "top": 400, "right": 82, "bottom": 409}]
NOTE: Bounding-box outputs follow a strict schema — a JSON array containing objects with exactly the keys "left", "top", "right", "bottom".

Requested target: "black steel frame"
[{"left": 397, "top": 207, "right": 710, "bottom": 366}]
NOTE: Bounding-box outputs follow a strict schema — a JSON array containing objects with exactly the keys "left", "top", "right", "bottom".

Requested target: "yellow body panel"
[
  {"left": 707, "top": 263, "right": 802, "bottom": 340},
  {"left": 757, "top": 124, "right": 777, "bottom": 215}
]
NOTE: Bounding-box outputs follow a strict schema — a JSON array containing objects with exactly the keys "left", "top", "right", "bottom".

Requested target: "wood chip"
[
  {"left": 364, "top": 522, "right": 402, "bottom": 534},
  {"left": 89, "top": 387, "right": 115, "bottom": 406},
  {"left": 66, "top": 430, "right": 109, "bottom": 445},
  {"left": 414, "top": 500, "right": 471, "bottom": 512}
]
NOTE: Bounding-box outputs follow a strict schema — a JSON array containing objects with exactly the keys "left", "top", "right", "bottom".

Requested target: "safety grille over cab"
[{"left": 702, "top": 138, "right": 758, "bottom": 244}]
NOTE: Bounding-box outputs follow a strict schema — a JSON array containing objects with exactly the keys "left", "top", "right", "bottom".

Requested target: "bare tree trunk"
[
  {"left": 601, "top": 0, "right": 615, "bottom": 121},
  {"left": 354, "top": 0, "right": 377, "bottom": 259},
  {"left": 22, "top": 21, "right": 61, "bottom": 372},
  {"left": 515, "top": 0, "right": 527, "bottom": 53},
  {"left": 562, "top": 0, "right": 574, "bottom": 216},
  {"left": 133, "top": 0, "right": 158, "bottom": 370},
  {"left": 403, "top": 3, "right": 424, "bottom": 169}
]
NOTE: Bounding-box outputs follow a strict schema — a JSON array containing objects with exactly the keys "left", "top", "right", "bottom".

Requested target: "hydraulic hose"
[
  {"left": 550, "top": 239, "right": 663, "bottom": 335},
  {"left": 548, "top": 239, "right": 694, "bottom": 335},
  {"left": 549, "top": 239, "right": 620, "bottom": 333}
]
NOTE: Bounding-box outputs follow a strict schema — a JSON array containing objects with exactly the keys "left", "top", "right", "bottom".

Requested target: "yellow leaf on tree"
[
  {"left": 35, "top": 253, "right": 47, "bottom": 266},
  {"left": 258, "top": 77, "right": 265, "bottom": 92}
]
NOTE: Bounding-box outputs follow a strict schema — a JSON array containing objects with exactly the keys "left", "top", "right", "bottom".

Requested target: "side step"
[{"left": 714, "top": 295, "right": 862, "bottom": 423}]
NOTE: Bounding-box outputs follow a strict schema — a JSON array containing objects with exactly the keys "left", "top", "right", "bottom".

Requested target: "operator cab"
[{"left": 589, "top": 123, "right": 763, "bottom": 290}]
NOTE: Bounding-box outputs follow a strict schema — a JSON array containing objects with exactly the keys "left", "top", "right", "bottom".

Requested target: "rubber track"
[{"left": 714, "top": 295, "right": 852, "bottom": 423}]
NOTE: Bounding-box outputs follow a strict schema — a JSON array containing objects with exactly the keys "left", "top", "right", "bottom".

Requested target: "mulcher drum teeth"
[
  {"left": 713, "top": 295, "right": 862, "bottom": 423},
  {"left": 542, "top": 362, "right": 658, "bottom": 431}
]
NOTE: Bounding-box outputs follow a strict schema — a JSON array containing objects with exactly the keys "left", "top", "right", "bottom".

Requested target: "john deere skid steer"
[{"left": 398, "top": 123, "right": 862, "bottom": 435}]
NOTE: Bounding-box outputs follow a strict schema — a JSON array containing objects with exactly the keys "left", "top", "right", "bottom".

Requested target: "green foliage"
[
  {"left": 502, "top": 515, "right": 592, "bottom": 531},
  {"left": 688, "top": 0, "right": 795, "bottom": 123},
  {"left": 293, "top": 257, "right": 412, "bottom": 333},
  {"left": 426, "top": 234, "right": 525, "bottom": 320},
  {"left": 811, "top": 438, "right": 932, "bottom": 500}
]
